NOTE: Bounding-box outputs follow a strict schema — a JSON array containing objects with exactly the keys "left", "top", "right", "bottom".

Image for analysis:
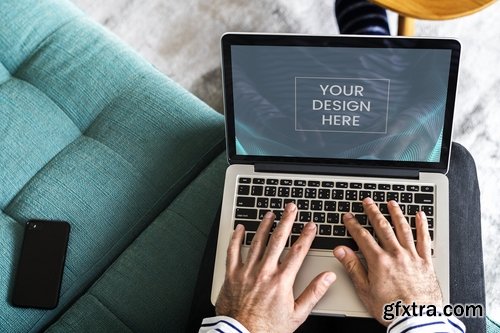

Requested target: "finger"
[
  {"left": 294, "top": 271, "right": 336, "bottom": 320},
  {"left": 280, "top": 221, "right": 316, "bottom": 278},
  {"left": 415, "top": 211, "right": 432, "bottom": 261},
  {"left": 226, "top": 224, "right": 245, "bottom": 275},
  {"left": 263, "top": 203, "right": 298, "bottom": 265},
  {"left": 387, "top": 200, "right": 416, "bottom": 252},
  {"left": 333, "top": 246, "right": 369, "bottom": 294},
  {"left": 245, "top": 211, "right": 274, "bottom": 266},
  {"left": 343, "top": 212, "right": 383, "bottom": 262},
  {"left": 363, "top": 197, "right": 400, "bottom": 252}
]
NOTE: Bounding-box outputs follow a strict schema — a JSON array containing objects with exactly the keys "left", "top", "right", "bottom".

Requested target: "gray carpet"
[{"left": 72, "top": 0, "right": 500, "bottom": 322}]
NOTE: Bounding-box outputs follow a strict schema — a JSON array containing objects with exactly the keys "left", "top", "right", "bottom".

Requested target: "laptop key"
[
  {"left": 350, "top": 182, "right": 362, "bottom": 189},
  {"left": 313, "top": 212, "right": 325, "bottom": 223},
  {"left": 392, "top": 184, "right": 405, "bottom": 191},
  {"left": 331, "top": 189, "right": 344, "bottom": 200},
  {"left": 251, "top": 185, "right": 263, "bottom": 196},
  {"left": 245, "top": 232, "right": 255, "bottom": 245},
  {"left": 386, "top": 192, "right": 399, "bottom": 201},
  {"left": 267, "top": 179, "right": 279, "bottom": 185},
  {"left": 319, "top": 225, "right": 332, "bottom": 235},
  {"left": 292, "top": 223, "right": 304, "bottom": 234},
  {"left": 311, "top": 200, "right": 323, "bottom": 211},
  {"left": 308, "top": 180, "right": 320, "bottom": 187},
  {"left": 235, "top": 220, "right": 260, "bottom": 231},
  {"left": 318, "top": 189, "right": 331, "bottom": 199},
  {"left": 364, "top": 183, "right": 376, "bottom": 189},
  {"left": 294, "top": 180, "right": 306, "bottom": 186},
  {"left": 407, "top": 185, "right": 419, "bottom": 192},
  {"left": 415, "top": 193, "right": 434, "bottom": 204},
  {"left": 372, "top": 191, "right": 385, "bottom": 202},
  {"left": 305, "top": 188, "right": 317, "bottom": 198},
  {"left": 291, "top": 235, "right": 359, "bottom": 251},
  {"left": 400, "top": 193, "right": 413, "bottom": 203},
  {"left": 378, "top": 184, "right": 391, "bottom": 190},
  {"left": 256, "top": 198, "right": 269, "bottom": 208},
  {"left": 280, "top": 179, "right": 293, "bottom": 186},
  {"left": 336, "top": 182, "right": 348, "bottom": 188},
  {"left": 327, "top": 213, "right": 340, "bottom": 223},
  {"left": 421, "top": 205, "right": 434, "bottom": 216},
  {"left": 421, "top": 185, "right": 434, "bottom": 192},
  {"left": 324, "top": 201, "right": 337, "bottom": 211},
  {"left": 238, "top": 185, "right": 250, "bottom": 195},
  {"left": 322, "top": 181, "right": 334, "bottom": 188},
  {"left": 352, "top": 202, "right": 363, "bottom": 213},
  {"left": 235, "top": 208, "right": 257, "bottom": 219},
  {"left": 253, "top": 178, "right": 265, "bottom": 184},
  {"left": 239, "top": 178, "right": 251, "bottom": 184},
  {"left": 278, "top": 187, "right": 290, "bottom": 197},
  {"left": 237, "top": 196, "right": 255, "bottom": 207},
  {"left": 359, "top": 190, "right": 371, "bottom": 199},
  {"left": 333, "top": 225, "right": 346, "bottom": 236},
  {"left": 291, "top": 187, "right": 303, "bottom": 198},
  {"left": 346, "top": 190, "right": 358, "bottom": 200},
  {"left": 270, "top": 198, "right": 282, "bottom": 209},
  {"left": 338, "top": 201, "right": 350, "bottom": 212},
  {"left": 407, "top": 205, "right": 419, "bottom": 216},
  {"left": 265, "top": 186, "right": 277, "bottom": 196},
  {"left": 299, "top": 211, "right": 312, "bottom": 222},
  {"left": 297, "top": 199, "right": 309, "bottom": 210}
]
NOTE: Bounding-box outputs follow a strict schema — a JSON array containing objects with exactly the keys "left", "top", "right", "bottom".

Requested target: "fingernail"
[
  {"left": 324, "top": 272, "right": 335, "bottom": 285},
  {"left": 334, "top": 247, "right": 346, "bottom": 260},
  {"left": 390, "top": 200, "right": 399, "bottom": 206},
  {"left": 305, "top": 221, "right": 316, "bottom": 230},
  {"left": 265, "top": 211, "right": 274, "bottom": 218},
  {"left": 343, "top": 212, "right": 354, "bottom": 220},
  {"left": 419, "top": 211, "right": 427, "bottom": 219},
  {"left": 364, "top": 197, "right": 374, "bottom": 204},
  {"left": 286, "top": 202, "right": 297, "bottom": 211},
  {"left": 235, "top": 224, "right": 243, "bottom": 231}
]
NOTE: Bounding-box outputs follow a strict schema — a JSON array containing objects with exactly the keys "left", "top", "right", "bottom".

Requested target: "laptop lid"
[{"left": 221, "top": 33, "right": 461, "bottom": 176}]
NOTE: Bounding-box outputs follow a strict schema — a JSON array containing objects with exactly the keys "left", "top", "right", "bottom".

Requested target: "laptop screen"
[{"left": 222, "top": 34, "right": 460, "bottom": 172}]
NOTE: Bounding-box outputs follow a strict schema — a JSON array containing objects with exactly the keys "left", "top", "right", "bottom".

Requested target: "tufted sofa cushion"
[{"left": 0, "top": 0, "right": 224, "bottom": 331}]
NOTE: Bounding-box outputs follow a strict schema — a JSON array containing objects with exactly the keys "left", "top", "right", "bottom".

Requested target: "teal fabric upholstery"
[
  {"left": 47, "top": 153, "right": 227, "bottom": 332},
  {"left": 0, "top": 0, "right": 225, "bottom": 331}
]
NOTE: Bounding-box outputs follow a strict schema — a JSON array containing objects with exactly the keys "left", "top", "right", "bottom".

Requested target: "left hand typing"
[{"left": 215, "top": 203, "right": 336, "bottom": 333}]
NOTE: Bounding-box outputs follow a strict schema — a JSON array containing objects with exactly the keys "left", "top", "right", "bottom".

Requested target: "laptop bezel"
[{"left": 221, "top": 33, "right": 461, "bottom": 174}]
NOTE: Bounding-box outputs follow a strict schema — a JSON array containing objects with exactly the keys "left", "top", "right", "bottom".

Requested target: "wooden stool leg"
[{"left": 398, "top": 15, "right": 415, "bottom": 35}]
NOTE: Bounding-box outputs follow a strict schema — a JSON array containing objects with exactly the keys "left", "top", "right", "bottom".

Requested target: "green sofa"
[{"left": 0, "top": 0, "right": 226, "bottom": 331}]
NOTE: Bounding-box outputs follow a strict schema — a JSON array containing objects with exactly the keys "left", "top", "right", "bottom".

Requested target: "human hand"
[
  {"left": 333, "top": 198, "right": 442, "bottom": 325},
  {"left": 215, "top": 203, "right": 336, "bottom": 333}
]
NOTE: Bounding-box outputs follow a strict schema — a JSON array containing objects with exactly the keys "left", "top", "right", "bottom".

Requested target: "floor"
[{"left": 71, "top": 0, "right": 500, "bottom": 322}]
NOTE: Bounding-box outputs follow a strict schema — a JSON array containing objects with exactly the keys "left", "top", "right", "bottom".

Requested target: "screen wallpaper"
[{"left": 231, "top": 45, "right": 452, "bottom": 162}]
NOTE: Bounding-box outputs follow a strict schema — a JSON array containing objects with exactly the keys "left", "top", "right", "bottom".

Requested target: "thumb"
[
  {"left": 294, "top": 271, "right": 336, "bottom": 320},
  {"left": 334, "top": 246, "right": 368, "bottom": 293}
]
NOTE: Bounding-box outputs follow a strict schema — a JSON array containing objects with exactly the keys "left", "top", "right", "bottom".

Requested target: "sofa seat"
[
  {"left": 0, "top": 0, "right": 224, "bottom": 331},
  {"left": 46, "top": 153, "right": 227, "bottom": 332}
]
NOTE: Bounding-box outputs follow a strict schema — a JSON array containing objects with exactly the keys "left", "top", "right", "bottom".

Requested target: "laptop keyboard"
[{"left": 234, "top": 176, "right": 435, "bottom": 253}]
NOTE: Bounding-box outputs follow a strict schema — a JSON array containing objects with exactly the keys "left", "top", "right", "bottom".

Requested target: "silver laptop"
[{"left": 211, "top": 33, "right": 461, "bottom": 317}]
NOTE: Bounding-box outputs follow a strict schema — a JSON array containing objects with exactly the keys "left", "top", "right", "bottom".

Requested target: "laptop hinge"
[{"left": 254, "top": 163, "right": 420, "bottom": 180}]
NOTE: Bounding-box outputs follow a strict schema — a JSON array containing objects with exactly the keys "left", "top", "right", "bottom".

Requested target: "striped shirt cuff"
[
  {"left": 199, "top": 316, "right": 250, "bottom": 333},
  {"left": 388, "top": 314, "right": 466, "bottom": 333}
]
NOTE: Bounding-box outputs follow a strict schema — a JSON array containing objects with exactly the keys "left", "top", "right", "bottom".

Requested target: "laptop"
[{"left": 211, "top": 33, "right": 461, "bottom": 317}]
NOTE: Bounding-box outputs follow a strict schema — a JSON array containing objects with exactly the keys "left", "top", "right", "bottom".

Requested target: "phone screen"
[{"left": 12, "top": 220, "right": 70, "bottom": 309}]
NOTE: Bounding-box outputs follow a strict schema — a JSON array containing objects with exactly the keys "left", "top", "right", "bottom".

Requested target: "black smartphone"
[{"left": 12, "top": 220, "right": 70, "bottom": 309}]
